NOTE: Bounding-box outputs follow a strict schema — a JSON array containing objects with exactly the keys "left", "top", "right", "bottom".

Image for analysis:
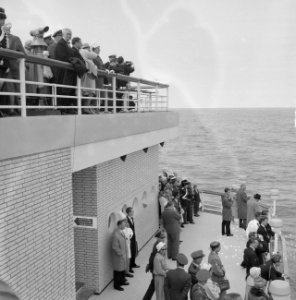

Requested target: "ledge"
[{"left": 0, "top": 112, "right": 179, "bottom": 161}]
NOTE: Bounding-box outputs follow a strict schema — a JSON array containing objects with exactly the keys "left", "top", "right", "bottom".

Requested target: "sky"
[{"left": 1, "top": 0, "right": 296, "bottom": 108}]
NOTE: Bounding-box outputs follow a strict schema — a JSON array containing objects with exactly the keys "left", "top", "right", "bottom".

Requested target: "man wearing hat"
[
  {"left": 190, "top": 269, "right": 211, "bottom": 300},
  {"left": 164, "top": 253, "right": 191, "bottom": 300},
  {"left": 162, "top": 201, "right": 181, "bottom": 261},
  {"left": 247, "top": 193, "right": 262, "bottom": 225},
  {"left": 188, "top": 250, "right": 205, "bottom": 285},
  {"left": 111, "top": 218, "right": 129, "bottom": 291},
  {"left": 48, "top": 30, "right": 62, "bottom": 59}
]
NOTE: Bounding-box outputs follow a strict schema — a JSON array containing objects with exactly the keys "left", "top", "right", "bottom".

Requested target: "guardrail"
[{"left": 0, "top": 48, "right": 169, "bottom": 117}]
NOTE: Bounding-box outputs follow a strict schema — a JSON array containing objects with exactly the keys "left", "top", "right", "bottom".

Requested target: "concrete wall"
[{"left": 0, "top": 149, "right": 75, "bottom": 300}]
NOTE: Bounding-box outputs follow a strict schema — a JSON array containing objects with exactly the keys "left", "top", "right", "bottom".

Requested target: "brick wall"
[
  {"left": 96, "top": 145, "right": 159, "bottom": 292},
  {"left": 0, "top": 149, "right": 75, "bottom": 300},
  {"left": 72, "top": 167, "right": 99, "bottom": 290}
]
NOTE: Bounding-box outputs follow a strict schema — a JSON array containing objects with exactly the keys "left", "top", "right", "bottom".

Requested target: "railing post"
[
  {"left": 155, "top": 84, "right": 159, "bottom": 111},
  {"left": 270, "top": 189, "right": 279, "bottom": 217},
  {"left": 166, "top": 86, "right": 169, "bottom": 111},
  {"left": 19, "top": 58, "right": 26, "bottom": 117},
  {"left": 137, "top": 81, "right": 141, "bottom": 111},
  {"left": 112, "top": 76, "right": 116, "bottom": 113},
  {"left": 269, "top": 280, "right": 291, "bottom": 300},
  {"left": 269, "top": 218, "right": 283, "bottom": 253},
  {"left": 77, "top": 77, "right": 82, "bottom": 115}
]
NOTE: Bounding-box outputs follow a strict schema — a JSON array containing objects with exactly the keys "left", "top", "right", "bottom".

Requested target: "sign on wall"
[{"left": 73, "top": 216, "right": 98, "bottom": 229}]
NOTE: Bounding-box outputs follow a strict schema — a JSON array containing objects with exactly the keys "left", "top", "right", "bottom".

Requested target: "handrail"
[
  {"left": 0, "top": 48, "right": 169, "bottom": 116},
  {"left": 0, "top": 48, "right": 169, "bottom": 88}
]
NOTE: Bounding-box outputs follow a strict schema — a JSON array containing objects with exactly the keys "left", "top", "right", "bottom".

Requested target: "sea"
[{"left": 159, "top": 108, "right": 296, "bottom": 296}]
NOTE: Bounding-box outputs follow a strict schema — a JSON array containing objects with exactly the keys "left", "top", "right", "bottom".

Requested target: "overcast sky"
[{"left": 2, "top": 0, "right": 296, "bottom": 108}]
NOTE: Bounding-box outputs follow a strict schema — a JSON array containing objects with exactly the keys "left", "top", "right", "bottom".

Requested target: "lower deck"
[{"left": 89, "top": 212, "right": 247, "bottom": 300}]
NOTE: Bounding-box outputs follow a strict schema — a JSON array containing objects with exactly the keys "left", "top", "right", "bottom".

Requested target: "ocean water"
[{"left": 159, "top": 108, "right": 296, "bottom": 296}]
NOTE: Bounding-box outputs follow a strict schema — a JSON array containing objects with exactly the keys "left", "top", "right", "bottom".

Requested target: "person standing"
[
  {"left": 111, "top": 219, "right": 129, "bottom": 291},
  {"left": 126, "top": 207, "right": 140, "bottom": 272},
  {"left": 242, "top": 237, "right": 260, "bottom": 277},
  {"left": 237, "top": 184, "right": 249, "bottom": 229},
  {"left": 192, "top": 184, "right": 201, "bottom": 217},
  {"left": 162, "top": 201, "right": 181, "bottom": 260},
  {"left": 208, "top": 241, "right": 230, "bottom": 299},
  {"left": 188, "top": 250, "right": 205, "bottom": 285},
  {"left": 165, "top": 253, "right": 191, "bottom": 300},
  {"left": 143, "top": 230, "right": 166, "bottom": 300},
  {"left": 247, "top": 194, "right": 262, "bottom": 225},
  {"left": 222, "top": 187, "right": 233, "bottom": 236},
  {"left": 153, "top": 242, "right": 169, "bottom": 300},
  {"left": 190, "top": 269, "right": 211, "bottom": 300}
]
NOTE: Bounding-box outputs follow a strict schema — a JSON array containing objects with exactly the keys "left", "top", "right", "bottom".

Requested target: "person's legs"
[
  {"left": 222, "top": 220, "right": 226, "bottom": 235},
  {"left": 226, "top": 221, "right": 232, "bottom": 236}
]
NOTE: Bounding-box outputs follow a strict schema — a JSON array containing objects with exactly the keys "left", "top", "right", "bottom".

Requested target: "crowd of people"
[
  {"left": 111, "top": 170, "right": 289, "bottom": 300},
  {"left": 0, "top": 7, "right": 136, "bottom": 117}
]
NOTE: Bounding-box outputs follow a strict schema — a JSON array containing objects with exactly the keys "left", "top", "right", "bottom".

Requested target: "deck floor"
[{"left": 90, "top": 212, "right": 247, "bottom": 300}]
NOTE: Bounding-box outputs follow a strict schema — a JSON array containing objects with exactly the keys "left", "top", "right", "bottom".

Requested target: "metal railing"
[{"left": 0, "top": 48, "right": 169, "bottom": 117}]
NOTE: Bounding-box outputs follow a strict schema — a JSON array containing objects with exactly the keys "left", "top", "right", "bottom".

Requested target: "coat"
[
  {"left": 190, "top": 284, "right": 209, "bottom": 300},
  {"left": 236, "top": 188, "right": 248, "bottom": 219},
  {"left": 162, "top": 208, "right": 181, "bottom": 235},
  {"left": 54, "top": 38, "right": 76, "bottom": 88},
  {"left": 242, "top": 247, "right": 260, "bottom": 276},
  {"left": 165, "top": 268, "right": 191, "bottom": 300},
  {"left": 188, "top": 262, "right": 201, "bottom": 285},
  {"left": 222, "top": 193, "right": 233, "bottom": 221},
  {"left": 260, "top": 260, "right": 283, "bottom": 281},
  {"left": 247, "top": 198, "right": 262, "bottom": 224},
  {"left": 111, "top": 228, "right": 128, "bottom": 271},
  {"left": 208, "top": 251, "right": 225, "bottom": 284}
]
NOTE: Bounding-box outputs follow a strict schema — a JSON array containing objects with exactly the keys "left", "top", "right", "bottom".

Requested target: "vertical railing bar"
[
  {"left": 137, "top": 81, "right": 140, "bottom": 112},
  {"left": 77, "top": 77, "right": 82, "bottom": 115},
  {"left": 112, "top": 76, "right": 116, "bottom": 113},
  {"left": 19, "top": 58, "right": 26, "bottom": 117}
]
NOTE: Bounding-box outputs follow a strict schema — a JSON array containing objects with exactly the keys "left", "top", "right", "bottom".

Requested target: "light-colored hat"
[
  {"left": 250, "top": 267, "right": 261, "bottom": 278},
  {"left": 200, "top": 263, "right": 212, "bottom": 271},
  {"left": 91, "top": 42, "right": 100, "bottom": 49},
  {"left": 156, "top": 242, "right": 166, "bottom": 252},
  {"left": 269, "top": 280, "right": 290, "bottom": 300},
  {"left": 82, "top": 43, "right": 90, "bottom": 49}
]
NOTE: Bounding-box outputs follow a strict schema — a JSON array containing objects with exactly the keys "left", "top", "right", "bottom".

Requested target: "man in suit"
[
  {"left": 0, "top": 10, "right": 25, "bottom": 116},
  {"left": 257, "top": 215, "right": 273, "bottom": 245},
  {"left": 111, "top": 219, "right": 129, "bottom": 291},
  {"left": 236, "top": 184, "right": 249, "bottom": 229},
  {"left": 162, "top": 201, "right": 181, "bottom": 260},
  {"left": 165, "top": 253, "right": 191, "bottom": 300},
  {"left": 260, "top": 254, "right": 288, "bottom": 281},
  {"left": 126, "top": 207, "right": 140, "bottom": 272},
  {"left": 54, "top": 28, "right": 77, "bottom": 112},
  {"left": 242, "top": 237, "right": 260, "bottom": 277}
]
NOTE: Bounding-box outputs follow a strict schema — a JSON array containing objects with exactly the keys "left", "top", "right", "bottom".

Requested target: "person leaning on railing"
[{"left": 0, "top": 7, "right": 25, "bottom": 117}]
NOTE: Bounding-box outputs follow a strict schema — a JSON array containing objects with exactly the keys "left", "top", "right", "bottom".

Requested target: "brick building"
[{"left": 0, "top": 113, "right": 178, "bottom": 299}]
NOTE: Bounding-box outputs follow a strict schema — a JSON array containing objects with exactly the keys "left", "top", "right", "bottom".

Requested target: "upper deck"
[{"left": 0, "top": 49, "right": 179, "bottom": 169}]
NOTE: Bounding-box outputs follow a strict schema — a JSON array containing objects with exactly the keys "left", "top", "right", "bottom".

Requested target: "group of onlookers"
[{"left": 0, "top": 7, "right": 135, "bottom": 117}]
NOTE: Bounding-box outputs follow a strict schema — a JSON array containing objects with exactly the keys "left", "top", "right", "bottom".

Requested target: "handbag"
[{"left": 219, "top": 278, "right": 230, "bottom": 292}]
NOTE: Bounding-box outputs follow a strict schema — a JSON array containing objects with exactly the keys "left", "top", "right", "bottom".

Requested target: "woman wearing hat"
[
  {"left": 245, "top": 267, "right": 267, "bottom": 300},
  {"left": 153, "top": 242, "right": 169, "bottom": 300},
  {"left": 208, "top": 241, "right": 230, "bottom": 299}
]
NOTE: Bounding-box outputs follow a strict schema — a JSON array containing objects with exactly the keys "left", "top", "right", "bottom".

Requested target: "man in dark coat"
[
  {"left": 222, "top": 187, "right": 233, "bottom": 236},
  {"left": 242, "top": 237, "right": 260, "bottom": 277},
  {"left": 54, "top": 28, "right": 76, "bottom": 111},
  {"left": 257, "top": 215, "right": 274, "bottom": 245},
  {"left": 188, "top": 250, "right": 205, "bottom": 285},
  {"left": 236, "top": 184, "right": 249, "bottom": 229},
  {"left": 164, "top": 253, "right": 191, "bottom": 300},
  {"left": 162, "top": 201, "right": 181, "bottom": 260},
  {"left": 0, "top": 11, "right": 25, "bottom": 116},
  {"left": 260, "top": 254, "right": 287, "bottom": 281},
  {"left": 126, "top": 207, "right": 140, "bottom": 272}
]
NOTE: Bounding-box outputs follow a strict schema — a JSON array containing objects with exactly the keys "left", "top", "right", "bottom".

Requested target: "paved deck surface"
[{"left": 90, "top": 212, "right": 247, "bottom": 300}]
